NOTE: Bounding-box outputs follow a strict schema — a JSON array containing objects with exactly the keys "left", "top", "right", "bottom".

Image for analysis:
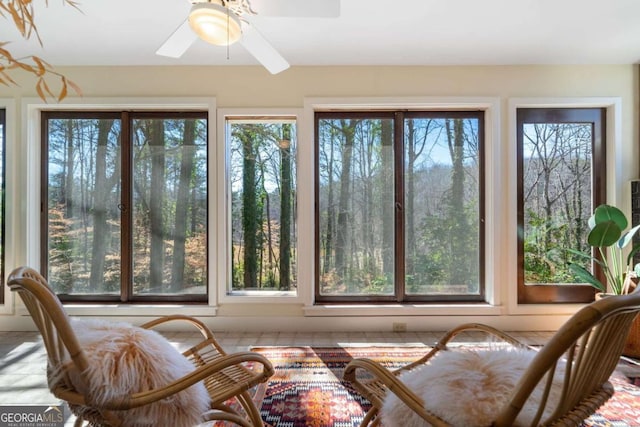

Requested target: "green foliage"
[
  {"left": 319, "top": 268, "right": 394, "bottom": 295},
  {"left": 412, "top": 210, "right": 477, "bottom": 290},
  {"left": 368, "top": 273, "right": 393, "bottom": 293},
  {"left": 523, "top": 210, "right": 578, "bottom": 284},
  {"left": 265, "top": 270, "right": 279, "bottom": 289},
  {"left": 405, "top": 253, "right": 446, "bottom": 292},
  {"left": 568, "top": 204, "right": 640, "bottom": 294},
  {"left": 232, "top": 261, "right": 244, "bottom": 289}
]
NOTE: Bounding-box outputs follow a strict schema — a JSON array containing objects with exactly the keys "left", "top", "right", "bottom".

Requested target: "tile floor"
[{"left": 0, "top": 329, "right": 580, "bottom": 426}]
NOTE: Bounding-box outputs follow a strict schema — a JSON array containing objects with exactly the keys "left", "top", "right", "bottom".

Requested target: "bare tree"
[
  {"left": 89, "top": 119, "right": 117, "bottom": 292},
  {"left": 170, "top": 120, "right": 196, "bottom": 291},
  {"left": 334, "top": 120, "right": 356, "bottom": 286},
  {"left": 279, "top": 124, "right": 292, "bottom": 290},
  {"left": 446, "top": 118, "right": 469, "bottom": 286},
  {"left": 149, "top": 120, "right": 166, "bottom": 290},
  {"left": 381, "top": 119, "right": 394, "bottom": 278},
  {"left": 238, "top": 127, "right": 259, "bottom": 289},
  {"left": 404, "top": 119, "right": 434, "bottom": 281}
]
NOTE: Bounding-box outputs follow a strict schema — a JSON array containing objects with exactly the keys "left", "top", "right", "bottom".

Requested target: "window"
[
  {"left": 315, "top": 111, "right": 484, "bottom": 303},
  {"left": 0, "top": 108, "right": 4, "bottom": 303},
  {"left": 226, "top": 117, "right": 297, "bottom": 295},
  {"left": 517, "top": 108, "right": 606, "bottom": 304},
  {"left": 42, "top": 111, "right": 208, "bottom": 302}
]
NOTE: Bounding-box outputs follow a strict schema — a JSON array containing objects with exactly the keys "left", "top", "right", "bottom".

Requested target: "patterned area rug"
[{"left": 250, "top": 346, "right": 640, "bottom": 427}]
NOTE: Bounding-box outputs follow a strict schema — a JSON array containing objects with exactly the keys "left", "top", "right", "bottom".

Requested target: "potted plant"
[
  {"left": 568, "top": 204, "right": 640, "bottom": 295},
  {"left": 568, "top": 204, "right": 640, "bottom": 357}
]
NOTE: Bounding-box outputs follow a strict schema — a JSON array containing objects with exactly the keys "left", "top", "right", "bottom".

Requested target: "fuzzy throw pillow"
[
  {"left": 380, "top": 348, "right": 564, "bottom": 427},
  {"left": 65, "top": 318, "right": 210, "bottom": 427}
]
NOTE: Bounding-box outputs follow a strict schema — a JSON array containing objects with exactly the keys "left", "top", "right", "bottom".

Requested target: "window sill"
[
  {"left": 17, "top": 304, "right": 217, "bottom": 318},
  {"left": 303, "top": 303, "right": 504, "bottom": 317}
]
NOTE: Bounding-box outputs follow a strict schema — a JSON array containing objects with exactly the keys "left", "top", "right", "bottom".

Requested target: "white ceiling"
[{"left": 2, "top": 0, "right": 640, "bottom": 69}]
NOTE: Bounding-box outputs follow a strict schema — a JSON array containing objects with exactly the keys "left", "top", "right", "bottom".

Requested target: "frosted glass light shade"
[{"left": 189, "top": 3, "right": 242, "bottom": 46}]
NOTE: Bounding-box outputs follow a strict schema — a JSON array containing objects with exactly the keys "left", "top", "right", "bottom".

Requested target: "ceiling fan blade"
[
  {"left": 240, "top": 21, "right": 290, "bottom": 74},
  {"left": 248, "top": 0, "right": 340, "bottom": 17},
  {"left": 156, "top": 19, "right": 198, "bottom": 58}
]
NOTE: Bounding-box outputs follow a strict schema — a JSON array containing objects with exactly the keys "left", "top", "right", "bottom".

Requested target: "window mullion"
[
  {"left": 0, "top": 109, "right": 5, "bottom": 302},
  {"left": 120, "top": 112, "right": 132, "bottom": 302},
  {"left": 394, "top": 112, "right": 405, "bottom": 302},
  {"left": 40, "top": 113, "right": 51, "bottom": 279}
]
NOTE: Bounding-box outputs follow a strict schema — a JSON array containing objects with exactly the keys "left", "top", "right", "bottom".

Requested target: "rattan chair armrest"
[
  {"left": 133, "top": 350, "right": 274, "bottom": 407},
  {"left": 140, "top": 314, "right": 232, "bottom": 355},
  {"left": 141, "top": 314, "right": 215, "bottom": 340},
  {"left": 344, "top": 358, "right": 449, "bottom": 426},
  {"left": 52, "top": 387, "right": 88, "bottom": 407},
  {"left": 86, "top": 351, "right": 273, "bottom": 411},
  {"left": 437, "top": 323, "right": 527, "bottom": 348},
  {"left": 398, "top": 323, "right": 528, "bottom": 373}
]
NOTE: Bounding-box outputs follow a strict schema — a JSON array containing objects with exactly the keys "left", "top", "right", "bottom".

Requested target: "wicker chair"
[
  {"left": 8, "top": 266, "right": 274, "bottom": 427},
  {"left": 344, "top": 285, "right": 640, "bottom": 427}
]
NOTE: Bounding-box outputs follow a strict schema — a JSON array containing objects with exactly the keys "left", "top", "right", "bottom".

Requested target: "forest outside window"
[
  {"left": 315, "top": 111, "right": 485, "bottom": 303},
  {"left": 517, "top": 108, "right": 606, "bottom": 304},
  {"left": 41, "top": 111, "right": 208, "bottom": 302},
  {"left": 226, "top": 117, "right": 297, "bottom": 295}
]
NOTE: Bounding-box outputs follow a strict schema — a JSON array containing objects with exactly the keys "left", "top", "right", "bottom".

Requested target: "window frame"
[
  {"left": 11, "top": 96, "right": 623, "bottom": 320},
  {"left": 225, "top": 115, "right": 299, "bottom": 295},
  {"left": 516, "top": 107, "right": 607, "bottom": 304},
  {"left": 216, "top": 108, "right": 305, "bottom": 304},
  {"left": 0, "top": 98, "right": 14, "bottom": 313},
  {"left": 40, "top": 109, "right": 209, "bottom": 304},
  {"left": 314, "top": 109, "right": 486, "bottom": 304},
  {"left": 0, "top": 108, "right": 5, "bottom": 304}
]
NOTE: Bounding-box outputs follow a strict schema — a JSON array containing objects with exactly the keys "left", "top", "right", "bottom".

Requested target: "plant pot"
[{"left": 623, "top": 314, "right": 640, "bottom": 358}]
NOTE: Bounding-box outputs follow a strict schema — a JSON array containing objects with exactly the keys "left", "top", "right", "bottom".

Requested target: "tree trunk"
[
  {"left": 408, "top": 120, "right": 419, "bottom": 278},
  {"left": 64, "top": 120, "right": 74, "bottom": 218},
  {"left": 170, "top": 120, "right": 196, "bottom": 292},
  {"left": 279, "top": 124, "right": 292, "bottom": 290},
  {"left": 149, "top": 120, "right": 166, "bottom": 291},
  {"left": 89, "top": 119, "right": 115, "bottom": 292},
  {"left": 447, "top": 118, "right": 468, "bottom": 286},
  {"left": 362, "top": 130, "right": 374, "bottom": 275},
  {"left": 335, "top": 120, "right": 355, "bottom": 282},
  {"left": 383, "top": 118, "right": 398, "bottom": 278},
  {"left": 241, "top": 129, "right": 259, "bottom": 289},
  {"left": 323, "top": 139, "right": 335, "bottom": 275}
]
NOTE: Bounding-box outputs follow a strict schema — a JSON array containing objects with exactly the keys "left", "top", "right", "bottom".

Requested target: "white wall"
[{"left": 0, "top": 64, "right": 637, "bottom": 332}]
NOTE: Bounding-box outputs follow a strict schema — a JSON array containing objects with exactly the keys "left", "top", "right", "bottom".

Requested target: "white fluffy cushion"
[
  {"left": 67, "top": 318, "right": 210, "bottom": 427},
  {"left": 381, "top": 349, "right": 564, "bottom": 427}
]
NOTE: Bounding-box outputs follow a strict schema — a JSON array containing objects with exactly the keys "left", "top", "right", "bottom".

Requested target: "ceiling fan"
[{"left": 156, "top": 0, "right": 340, "bottom": 74}]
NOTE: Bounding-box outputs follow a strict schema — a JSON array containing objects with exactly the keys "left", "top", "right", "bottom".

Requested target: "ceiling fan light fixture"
[{"left": 189, "top": 2, "right": 242, "bottom": 46}]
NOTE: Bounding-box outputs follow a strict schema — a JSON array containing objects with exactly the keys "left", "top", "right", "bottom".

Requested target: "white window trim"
[
  {"left": 0, "top": 98, "right": 16, "bottom": 314},
  {"left": 7, "top": 96, "right": 623, "bottom": 320},
  {"left": 19, "top": 97, "right": 218, "bottom": 317},
  {"left": 216, "top": 108, "right": 305, "bottom": 304},
  {"left": 506, "top": 97, "right": 623, "bottom": 315},
  {"left": 301, "top": 96, "right": 505, "bottom": 317}
]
